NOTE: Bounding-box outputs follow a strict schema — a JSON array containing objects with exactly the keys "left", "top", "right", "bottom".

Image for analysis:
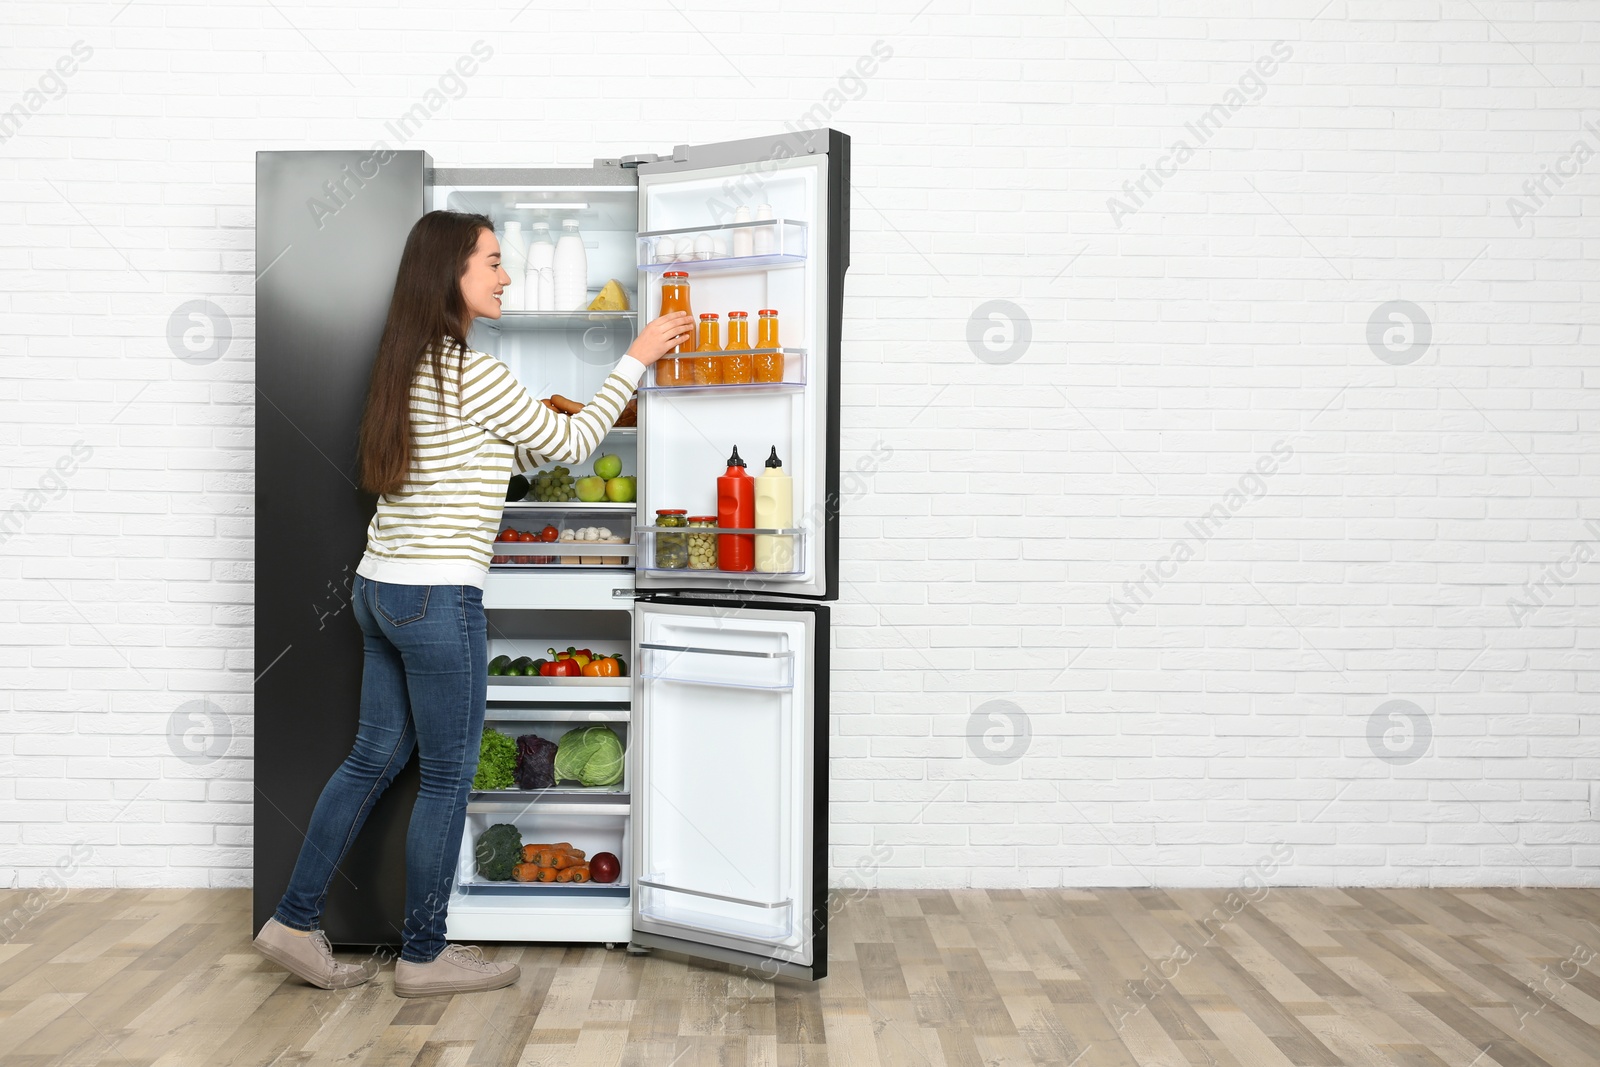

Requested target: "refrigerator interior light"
[{"left": 514, "top": 202, "right": 590, "bottom": 210}]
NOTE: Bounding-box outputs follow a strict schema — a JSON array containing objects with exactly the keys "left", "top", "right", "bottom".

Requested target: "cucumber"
[
  {"left": 488, "top": 655, "right": 511, "bottom": 676},
  {"left": 507, "top": 656, "right": 533, "bottom": 677}
]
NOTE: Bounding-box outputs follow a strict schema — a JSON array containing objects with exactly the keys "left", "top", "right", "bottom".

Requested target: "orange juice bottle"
[
  {"left": 694, "top": 313, "right": 723, "bottom": 385},
  {"left": 723, "top": 311, "right": 753, "bottom": 385},
  {"left": 754, "top": 309, "right": 783, "bottom": 382},
  {"left": 656, "top": 271, "right": 696, "bottom": 387}
]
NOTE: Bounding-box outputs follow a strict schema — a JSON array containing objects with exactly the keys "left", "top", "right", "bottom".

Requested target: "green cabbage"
[{"left": 553, "top": 726, "right": 624, "bottom": 787}]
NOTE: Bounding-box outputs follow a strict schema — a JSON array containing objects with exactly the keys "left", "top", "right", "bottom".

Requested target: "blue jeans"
[{"left": 273, "top": 574, "right": 487, "bottom": 964}]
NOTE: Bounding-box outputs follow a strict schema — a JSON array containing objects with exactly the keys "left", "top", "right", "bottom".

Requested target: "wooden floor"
[{"left": 2, "top": 887, "right": 1599, "bottom": 1066}]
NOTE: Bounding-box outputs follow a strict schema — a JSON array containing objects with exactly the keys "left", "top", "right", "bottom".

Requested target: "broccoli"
[
  {"left": 474, "top": 823, "right": 522, "bottom": 881},
  {"left": 472, "top": 727, "right": 517, "bottom": 790}
]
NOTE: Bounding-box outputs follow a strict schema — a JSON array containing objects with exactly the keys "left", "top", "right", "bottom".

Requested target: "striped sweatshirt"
[{"left": 355, "top": 341, "right": 645, "bottom": 589}]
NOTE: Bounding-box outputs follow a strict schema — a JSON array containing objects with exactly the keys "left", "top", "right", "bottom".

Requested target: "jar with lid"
[
  {"left": 694, "top": 313, "right": 723, "bottom": 386},
  {"left": 655, "top": 272, "right": 696, "bottom": 388},
  {"left": 722, "top": 311, "right": 753, "bottom": 384},
  {"left": 755, "top": 309, "right": 783, "bottom": 382},
  {"left": 653, "top": 509, "right": 689, "bottom": 569},
  {"left": 687, "top": 516, "right": 718, "bottom": 569}
]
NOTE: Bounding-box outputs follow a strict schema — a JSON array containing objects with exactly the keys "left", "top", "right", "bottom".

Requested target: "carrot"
[
  {"left": 551, "top": 851, "right": 581, "bottom": 869},
  {"left": 535, "top": 865, "right": 558, "bottom": 882},
  {"left": 567, "top": 865, "right": 590, "bottom": 883},
  {"left": 512, "top": 863, "right": 538, "bottom": 883},
  {"left": 555, "top": 867, "right": 576, "bottom": 882}
]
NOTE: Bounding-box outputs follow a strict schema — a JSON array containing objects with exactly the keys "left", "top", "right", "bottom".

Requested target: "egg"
[{"left": 693, "top": 234, "right": 714, "bottom": 260}]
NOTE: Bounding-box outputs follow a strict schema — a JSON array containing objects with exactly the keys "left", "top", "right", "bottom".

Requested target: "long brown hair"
[{"left": 357, "top": 210, "right": 493, "bottom": 496}]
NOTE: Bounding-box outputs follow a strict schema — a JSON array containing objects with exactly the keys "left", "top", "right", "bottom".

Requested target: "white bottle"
[
  {"left": 500, "top": 221, "right": 528, "bottom": 312},
  {"left": 523, "top": 263, "right": 542, "bottom": 311},
  {"left": 732, "top": 205, "right": 754, "bottom": 259},
  {"left": 754, "top": 446, "right": 795, "bottom": 573},
  {"left": 537, "top": 267, "right": 555, "bottom": 312},
  {"left": 553, "top": 218, "right": 588, "bottom": 311},
  {"left": 753, "top": 204, "right": 775, "bottom": 256},
  {"left": 526, "top": 222, "right": 555, "bottom": 272}
]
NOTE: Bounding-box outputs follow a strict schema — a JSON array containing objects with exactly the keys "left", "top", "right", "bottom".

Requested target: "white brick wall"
[{"left": 1, "top": 1, "right": 1596, "bottom": 892}]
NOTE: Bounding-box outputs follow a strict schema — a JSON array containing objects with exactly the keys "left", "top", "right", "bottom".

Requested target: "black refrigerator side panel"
[
  {"left": 253, "top": 150, "right": 429, "bottom": 949},
  {"left": 810, "top": 601, "right": 831, "bottom": 978},
  {"left": 822, "top": 129, "right": 849, "bottom": 603}
]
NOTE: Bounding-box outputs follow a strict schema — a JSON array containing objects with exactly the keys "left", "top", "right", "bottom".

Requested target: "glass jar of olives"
[
  {"left": 687, "top": 516, "right": 718, "bottom": 569},
  {"left": 653, "top": 509, "right": 688, "bottom": 569}
]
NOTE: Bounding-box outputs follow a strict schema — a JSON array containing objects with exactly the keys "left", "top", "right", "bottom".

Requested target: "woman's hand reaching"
[{"left": 626, "top": 311, "right": 695, "bottom": 366}]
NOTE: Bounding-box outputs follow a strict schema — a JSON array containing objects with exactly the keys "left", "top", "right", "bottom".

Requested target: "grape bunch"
[{"left": 529, "top": 466, "right": 576, "bottom": 502}]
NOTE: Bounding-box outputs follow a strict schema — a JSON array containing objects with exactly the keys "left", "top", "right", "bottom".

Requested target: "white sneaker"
[{"left": 393, "top": 944, "right": 519, "bottom": 997}]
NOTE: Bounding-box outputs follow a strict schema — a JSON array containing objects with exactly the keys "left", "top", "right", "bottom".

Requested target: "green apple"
[
  {"left": 593, "top": 453, "right": 623, "bottom": 480},
  {"left": 605, "top": 475, "right": 636, "bottom": 503},
  {"left": 575, "top": 476, "right": 607, "bottom": 502}
]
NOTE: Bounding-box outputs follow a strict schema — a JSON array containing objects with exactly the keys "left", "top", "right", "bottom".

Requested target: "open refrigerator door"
[
  {"left": 629, "top": 597, "right": 829, "bottom": 980},
  {"left": 633, "top": 130, "right": 847, "bottom": 601}
]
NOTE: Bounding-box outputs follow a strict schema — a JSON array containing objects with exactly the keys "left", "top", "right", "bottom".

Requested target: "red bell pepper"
[{"left": 540, "top": 657, "right": 580, "bottom": 678}]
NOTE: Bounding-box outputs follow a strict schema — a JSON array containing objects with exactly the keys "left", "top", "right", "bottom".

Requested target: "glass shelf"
[
  {"left": 641, "top": 349, "right": 806, "bottom": 393},
  {"left": 502, "top": 501, "right": 637, "bottom": 512},
  {"left": 637, "top": 218, "right": 807, "bottom": 273},
  {"left": 484, "top": 309, "right": 636, "bottom": 330}
]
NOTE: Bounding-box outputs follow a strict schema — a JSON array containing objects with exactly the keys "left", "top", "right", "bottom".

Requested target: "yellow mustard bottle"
[{"left": 754, "top": 446, "right": 794, "bottom": 573}]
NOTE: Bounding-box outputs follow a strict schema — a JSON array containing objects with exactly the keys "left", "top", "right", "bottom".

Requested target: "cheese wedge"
[{"left": 587, "top": 279, "right": 629, "bottom": 311}]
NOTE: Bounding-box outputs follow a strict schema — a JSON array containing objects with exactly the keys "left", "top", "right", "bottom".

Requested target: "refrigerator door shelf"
[
  {"left": 638, "top": 218, "right": 807, "bottom": 273},
  {"left": 638, "top": 640, "right": 795, "bottom": 690},
  {"left": 640, "top": 349, "right": 806, "bottom": 393},
  {"left": 633, "top": 527, "right": 807, "bottom": 580}
]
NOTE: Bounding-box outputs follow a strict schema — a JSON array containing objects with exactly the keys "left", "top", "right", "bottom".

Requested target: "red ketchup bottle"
[{"left": 716, "top": 446, "right": 755, "bottom": 571}]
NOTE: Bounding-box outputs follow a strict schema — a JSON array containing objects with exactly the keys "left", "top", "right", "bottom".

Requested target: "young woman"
[{"left": 252, "top": 210, "right": 692, "bottom": 998}]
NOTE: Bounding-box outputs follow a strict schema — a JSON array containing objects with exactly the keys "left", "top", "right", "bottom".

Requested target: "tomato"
[
  {"left": 518, "top": 530, "right": 539, "bottom": 542},
  {"left": 540, "top": 524, "right": 560, "bottom": 542},
  {"left": 497, "top": 527, "right": 517, "bottom": 542}
]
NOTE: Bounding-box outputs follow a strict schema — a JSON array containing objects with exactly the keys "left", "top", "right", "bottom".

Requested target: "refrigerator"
[{"left": 254, "top": 129, "right": 848, "bottom": 981}]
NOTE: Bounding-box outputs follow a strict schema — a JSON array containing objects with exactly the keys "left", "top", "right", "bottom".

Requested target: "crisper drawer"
[
  {"left": 473, "top": 716, "right": 629, "bottom": 797},
  {"left": 459, "top": 798, "right": 630, "bottom": 893}
]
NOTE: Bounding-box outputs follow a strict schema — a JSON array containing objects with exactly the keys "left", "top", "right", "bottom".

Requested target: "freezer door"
[
  {"left": 634, "top": 129, "right": 848, "bottom": 600},
  {"left": 630, "top": 597, "right": 829, "bottom": 980}
]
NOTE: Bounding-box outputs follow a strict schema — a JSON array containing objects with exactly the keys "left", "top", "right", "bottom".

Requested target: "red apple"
[{"left": 589, "top": 852, "right": 620, "bottom": 884}]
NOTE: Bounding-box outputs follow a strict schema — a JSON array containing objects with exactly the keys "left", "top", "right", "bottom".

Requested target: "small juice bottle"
[
  {"left": 694, "top": 313, "right": 722, "bottom": 385},
  {"left": 722, "top": 311, "right": 753, "bottom": 384},
  {"left": 754, "top": 309, "right": 783, "bottom": 382},
  {"left": 656, "top": 271, "right": 696, "bottom": 387}
]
